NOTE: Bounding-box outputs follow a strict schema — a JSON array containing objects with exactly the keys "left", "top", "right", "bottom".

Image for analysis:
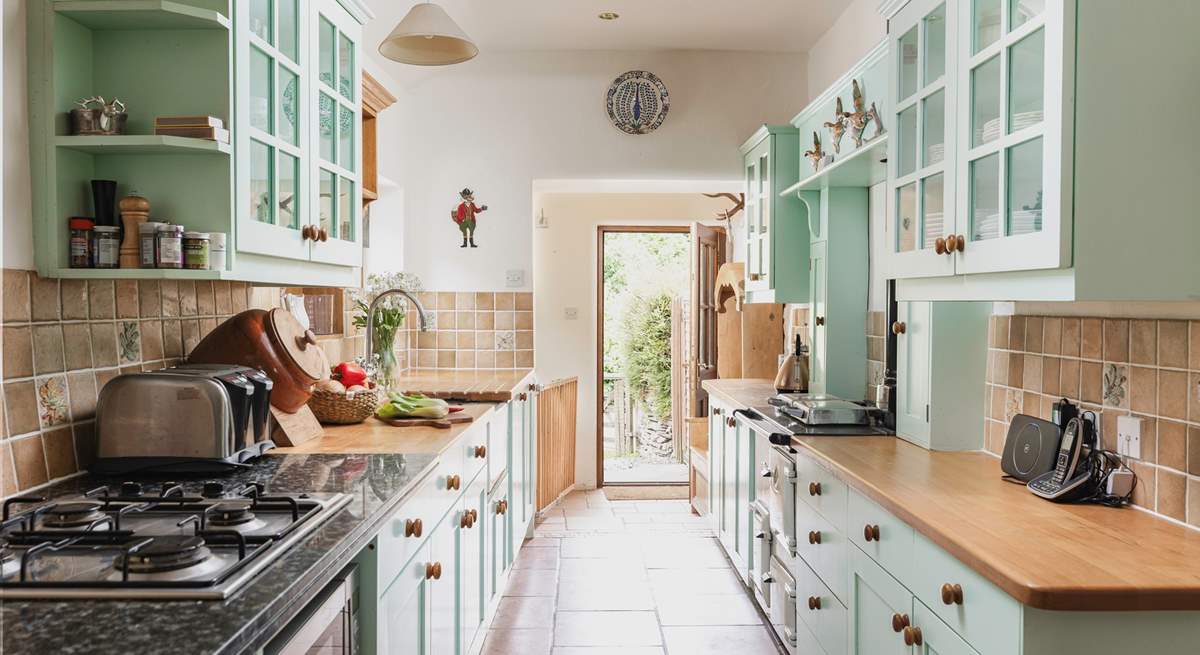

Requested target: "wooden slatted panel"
[{"left": 537, "top": 377, "right": 578, "bottom": 511}]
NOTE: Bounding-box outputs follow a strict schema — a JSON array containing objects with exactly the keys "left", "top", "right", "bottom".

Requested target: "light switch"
[
  {"left": 505, "top": 269, "right": 525, "bottom": 288},
  {"left": 1117, "top": 415, "right": 1141, "bottom": 460},
  {"left": 564, "top": 307, "right": 579, "bottom": 320}
]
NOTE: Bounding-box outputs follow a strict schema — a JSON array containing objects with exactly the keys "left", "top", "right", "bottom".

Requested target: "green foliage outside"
[{"left": 620, "top": 291, "right": 674, "bottom": 419}]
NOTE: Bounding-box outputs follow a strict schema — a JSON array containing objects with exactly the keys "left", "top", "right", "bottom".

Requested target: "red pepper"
[{"left": 333, "top": 362, "right": 367, "bottom": 387}]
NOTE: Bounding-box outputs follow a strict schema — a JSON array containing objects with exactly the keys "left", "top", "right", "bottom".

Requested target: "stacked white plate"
[
  {"left": 924, "top": 211, "right": 945, "bottom": 241},
  {"left": 973, "top": 211, "right": 1001, "bottom": 240},
  {"left": 926, "top": 143, "right": 945, "bottom": 164},
  {"left": 975, "top": 117, "right": 1001, "bottom": 144},
  {"left": 1010, "top": 208, "right": 1042, "bottom": 234},
  {"left": 1012, "top": 110, "right": 1043, "bottom": 132}
]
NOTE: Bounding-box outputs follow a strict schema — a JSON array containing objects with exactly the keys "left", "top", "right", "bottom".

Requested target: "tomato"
[{"left": 333, "top": 362, "right": 368, "bottom": 387}]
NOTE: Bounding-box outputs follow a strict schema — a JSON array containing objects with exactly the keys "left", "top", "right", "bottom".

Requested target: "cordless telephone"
[{"left": 1028, "top": 417, "right": 1092, "bottom": 501}]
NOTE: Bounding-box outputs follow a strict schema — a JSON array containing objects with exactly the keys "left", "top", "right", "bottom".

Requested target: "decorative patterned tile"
[
  {"left": 118, "top": 321, "right": 142, "bottom": 364},
  {"left": 496, "top": 331, "right": 516, "bottom": 351},
  {"left": 1102, "top": 363, "right": 1128, "bottom": 408},
  {"left": 37, "top": 376, "right": 69, "bottom": 428}
]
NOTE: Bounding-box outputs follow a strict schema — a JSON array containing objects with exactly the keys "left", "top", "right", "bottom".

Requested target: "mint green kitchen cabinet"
[
  {"left": 708, "top": 402, "right": 728, "bottom": 537},
  {"left": 488, "top": 474, "right": 511, "bottom": 604},
  {"left": 379, "top": 542, "right": 431, "bottom": 655},
  {"left": 732, "top": 413, "right": 756, "bottom": 584},
  {"left": 910, "top": 599, "right": 979, "bottom": 655},
  {"left": 26, "top": 0, "right": 370, "bottom": 286},
  {"left": 740, "top": 126, "right": 809, "bottom": 305},
  {"left": 850, "top": 545, "right": 912, "bottom": 655},
  {"left": 894, "top": 301, "right": 989, "bottom": 450},
  {"left": 508, "top": 386, "right": 538, "bottom": 558},
  {"left": 428, "top": 511, "right": 457, "bottom": 655},
  {"left": 883, "top": 0, "right": 1200, "bottom": 301},
  {"left": 719, "top": 405, "right": 739, "bottom": 559}
]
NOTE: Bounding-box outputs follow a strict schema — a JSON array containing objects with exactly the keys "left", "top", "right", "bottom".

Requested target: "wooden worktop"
[
  {"left": 273, "top": 403, "right": 496, "bottom": 456},
  {"left": 702, "top": 378, "right": 1200, "bottom": 611},
  {"left": 390, "top": 369, "right": 535, "bottom": 401},
  {"left": 704, "top": 378, "right": 777, "bottom": 409}
]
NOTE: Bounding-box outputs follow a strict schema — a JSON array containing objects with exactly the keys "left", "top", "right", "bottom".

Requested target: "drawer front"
[
  {"left": 792, "top": 615, "right": 826, "bottom": 655},
  {"left": 912, "top": 533, "right": 1020, "bottom": 655},
  {"left": 378, "top": 462, "right": 460, "bottom": 588},
  {"left": 795, "top": 451, "right": 848, "bottom": 533},
  {"left": 794, "top": 494, "right": 847, "bottom": 604},
  {"left": 795, "top": 557, "right": 847, "bottom": 655},
  {"left": 848, "top": 488, "right": 914, "bottom": 587},
  {"left": 459, "top": 418, "right": 489, "bottom": 482},
  {"left": 487, "top": 406, "right": 510, "bottom": 489}
]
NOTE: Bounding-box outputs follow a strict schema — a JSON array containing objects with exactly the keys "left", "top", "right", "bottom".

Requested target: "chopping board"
[{"left": 375, "top": 413, "right": 474, "bottom": 429}]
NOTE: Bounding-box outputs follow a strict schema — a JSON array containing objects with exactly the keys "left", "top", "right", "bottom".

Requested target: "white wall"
[
  {"left": 532, "top": 192, "right": 733, "bottom": 489},
  {"left": 375, "top": 49, "right": 808, "bottom": 291},
  {"left": 3, "top": 0, "right": 33, "bottom": 270},
  {"left": 806, "top": 0, "right": 887, "bottom": 99}
]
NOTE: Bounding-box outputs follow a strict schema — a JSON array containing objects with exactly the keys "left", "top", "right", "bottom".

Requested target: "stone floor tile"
[{"left": 553, "top": 611, "right": 661, "bottom": 647}]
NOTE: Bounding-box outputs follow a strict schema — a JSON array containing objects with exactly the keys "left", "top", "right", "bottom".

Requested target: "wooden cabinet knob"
[
  {"left": 815, "top": 316, "right": 826, "bottom": 327},
  {"left": 891, "top": 613, "right": 910, "bottom": 632},
  {"left": 809, "top": 482, "right": 821, "bottom": 496},
  {"left": 519, "top": 392, "right": 528, "bottom": 401},
  {"left": 496, "top": 500, "right": 508, "bottom": 515},
  {"left": 934, "top": 237, "right": 947, "bottom": 254},
  {"left": 903, "top": 626, "right": 923, "bottom": 646},
  {"left": 941, "top": 583, "right": 964, "bottom": 605},
  {"left": 955, "top": 234, "right": 966, "bottom": 252},
  {"left": 750, "top": 273, "right": 763, "bottom": 281},
  {"left": 474, "top": 445, "right": 487, "bottom": 458},
  {"left": 944, "top": 234, "right": 957, "bottom": 254},
  {"left": 317, "top": 227, "right": 329, "bottom": 242},
  {"left": 469, "top": 509, "right": 478, "bottom": 522},
  {"left": 461, "top": 512, "right": 472, "bottom": 528},
  {"left": 426, "top": 562, "right": 442, "bottom": 580},
  {"left": 807, "top": 596, "right": 821, "bottom": 610},
  {"left": 892, "top": 321, "right": 906, "bottom": 335},
  {"left": 405, "top": 518, "right": 423, "bottom": 538},
  {"left": 446, "top": 475, "right": 461, "bottom": 491},
  {"left": 726, "top": 417, "right": 736, "bottom": 428},
  {"left": 808, "top": 530, "right": 821, "bottom": 545},
  {"left": 713, "top": 408, "right": 722, "bottom": 416},
  {"left": 863, "top": 524, "right": 881, "bottom": 542}
]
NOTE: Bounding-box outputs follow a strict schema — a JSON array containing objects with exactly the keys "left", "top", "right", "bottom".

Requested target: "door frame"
[{"left": 595, "top": 225, "right": 691, "bottom": 488}]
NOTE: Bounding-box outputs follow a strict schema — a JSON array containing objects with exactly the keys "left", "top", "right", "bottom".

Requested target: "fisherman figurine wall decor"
[{"left": 451, "top": 188, "right": 487, "bottom": 248}]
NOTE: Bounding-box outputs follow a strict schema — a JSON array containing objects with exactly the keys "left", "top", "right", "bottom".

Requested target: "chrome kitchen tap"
[{"left": 365, "top": 289, "right": 431, "bottom": 365}]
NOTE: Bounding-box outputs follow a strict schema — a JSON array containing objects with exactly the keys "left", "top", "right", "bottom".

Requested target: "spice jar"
[
  {"left": 209, "top": 232, "right": 227, "bottom": 271},
  {"left": 69, "top": 217, "right": 94, "bottom": 268},
  {"left": 183, "top": 232, "right": 210, "bottom": 270},
  {"left": 92, "top": 226, "right": 120, "bottom": 269},
  {"left": 139, "top": 221, "right": 164, "bottom": 268},
  {"left": 155, "top": 224, "right": 184, "bottom": 269}
]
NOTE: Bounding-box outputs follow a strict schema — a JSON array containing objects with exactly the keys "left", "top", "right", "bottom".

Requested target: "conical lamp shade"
[{"left": 378, "top": 3, "right": 478, "bottom": 66}]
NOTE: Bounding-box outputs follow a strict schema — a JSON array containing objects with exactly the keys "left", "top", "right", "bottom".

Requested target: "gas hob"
[{"left": 0, "top": 480, "right": 350, "bottom": 599}]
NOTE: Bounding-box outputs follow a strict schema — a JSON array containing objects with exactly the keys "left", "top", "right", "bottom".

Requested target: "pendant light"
[{"left": 378, "top": 2, "right": 478, "bottom": 66}]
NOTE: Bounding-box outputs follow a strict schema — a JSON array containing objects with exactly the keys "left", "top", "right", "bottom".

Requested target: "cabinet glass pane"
[
  {"left": 278, "top": 66, "right": 298, "bottom": 145},
  {"left": 758, "top": 155, "right": 769, "bottom": 233},
  {"left": 338, "top": 33, "right": 355, "bottom": 100},
  {"left": 250, "top": 140, "right": 273, "bottom": 223},
  {"left": 249, "top": 0, "right": 271, "bottom": 43},
  {"left": 250, "top": 47, "right": 272, "bottom": 133},
  {"left": 338, "top": 176, "right": 354, "bottom": 241},
  {"left": 1008, "top": 28, "right": 1044, "bottom": 134},
  {"left": 973, "top": 0, "right": 1001, "bottom": 53},
  {"left": 924, "top": 4, "right": 946, "bottom": 84},
  {"left": 971, "top": 55, "right": 1000, "bottom": 147},
  {"left": 922, "top": 174, "right": 944, "bottom": 249},
  {"left": 279, "top": 151, "right": 298, "bottom": 229},
  {"left": 897, "top": 105, "right": 917, "bottom": 177},
  {"left": 922, "top": 89, "right": 945, "bottom": 166},
  {"left": 898, "top": 26, "right": 918, "bottom": 100},
  {"left": 970, "top": 153, "right": 1001, "bottom": 241},
  {"left": 339, "top": 105, "right": 354, "bottom": 170},
  {"left": 1010, "top": 0, "right": 1044, "bottom": 30},
  {"left": 319, "top": 17, "right": 335, "bottom": 88},
  {"left": 897, "top": 182, "right": 917, "bottom": 253},
  {"left": 319, "top": 93, "right": 335, "bottom": 162},
  {"left": 1007, "top": 137, "right": 1043, "bottom": 236},
  {"left": 319, "top": 169, "right": 335, "bottom": 236},
  {"left": 278, "top": 0, "right": 297, "bottom": 62}
]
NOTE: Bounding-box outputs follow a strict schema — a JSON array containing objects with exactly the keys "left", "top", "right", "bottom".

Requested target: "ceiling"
[{"left": 362, "top": 1, "right": 848, "bottom": 55}]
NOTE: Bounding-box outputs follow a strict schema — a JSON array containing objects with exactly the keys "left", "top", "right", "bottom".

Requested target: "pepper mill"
[{"left": 118, "top": 193, "right": 150, "bottom": 268}]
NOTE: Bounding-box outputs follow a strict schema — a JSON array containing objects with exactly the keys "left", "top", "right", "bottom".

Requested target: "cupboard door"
[
  {"left": 719, "top": 411, "right": 738, "bottom": 556},
  {"left": 237, "top": 0, "right": 310, "bottom": 262},
  {"left": 524, "top": 389, "right": 538, "bottom": 522},
  {"left": 708, "top": 405, "right": 725, "bottom": 533},
  {"left": 850, "top": 546, "right": 914, "bottom": 655},
  {"left": 955, "top": 0, "right": 1067, "bottom": 274},
  {"left": 379, "top": 542, "right": 430, "bottom": 655},
  {"left": 308, "top": 0, "right": 362, "bottom": 265},
  {"left": 911, "top": 598, "right": 981, "bottom": 655},
  {"left": 886, "top": 0, "right": 958, "bottom": 279},
  {"left": 808, "top": 241, "right": 828, "bottom": 394},
  {"left": 743, "top": 139, "right": 771, "bottom": 292},
  {"left": 460, "top": 475, "right": 487, "bottom": 654},
  {"left": 734, "top": 417, "right": 756, "bottom": 581},
  {"left": 508, "top": 397, "right": 526, "bottom": 559},
  {"left": 895, "top": 301, "right": 933, "bottom": 447},
  {"left": 428, "top": 512, "right": 458, "bottom": 655}
]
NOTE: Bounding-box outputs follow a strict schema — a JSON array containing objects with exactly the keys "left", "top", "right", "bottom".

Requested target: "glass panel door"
[{"left": 885, "top": 0, "right": 956, "bottom": 279}]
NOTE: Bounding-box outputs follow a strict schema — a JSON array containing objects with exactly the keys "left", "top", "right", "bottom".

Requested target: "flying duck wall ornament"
[
  {"left": 804, "top": 132, "right": 825, "bottom": 172},
  {"left": 824, "top": 97, "right": 847, "bottom": 154},
  {"left": 844, "top": 79, "right": 874, "bottom": 148}
]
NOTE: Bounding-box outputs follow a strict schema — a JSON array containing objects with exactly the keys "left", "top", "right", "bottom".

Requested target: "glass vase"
[{"left": 372, "top": 328, "right": 399, "bottom": 390}]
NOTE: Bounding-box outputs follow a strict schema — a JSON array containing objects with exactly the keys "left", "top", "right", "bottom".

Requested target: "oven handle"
[{"left": 732, "top": 409, "right": 793, "bottom": 446}]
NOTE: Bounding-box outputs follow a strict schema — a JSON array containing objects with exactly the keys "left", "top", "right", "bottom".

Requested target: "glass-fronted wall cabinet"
[{"left": 739, "top": 126, "right": 809, "bottom": 305}]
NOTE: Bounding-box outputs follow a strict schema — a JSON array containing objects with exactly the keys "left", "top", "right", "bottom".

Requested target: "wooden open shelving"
[{"left": 54, "top": 134, "right": 231, "bottom": 155}]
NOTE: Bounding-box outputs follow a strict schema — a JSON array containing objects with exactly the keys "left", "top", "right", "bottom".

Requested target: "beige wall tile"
[
  {"left": 12, "top": 435, "right": 48, "bottom": 489},
  {"left": 1059, "top": 358, "right": 1080, "bottom": 399},
  {"left": 1188, "top": 478, "right": 1200, "bottom": 529},
  {"left": 1023, "top": 391, "right": 1042, "bottom": 420},
  {"left": 178, "top": 281, "right": 198, "bottom": 316},
  {"left": 90, "top": 323, "right": 118, "bottom": 368},
  {"left": 1158, "top": 320, "right": 1188, "bottom": 369},
  {"left": 1009, "top": 316, "right": 1026, "bottom": 351},
  {"left": 1103, "top": 319, "right": 1129, "bottom": 363},
  {"left": 985, "top": 420, "right": 1006, "bottom": 455},
  {"left": 1159, "top": 369, "right": 1188, "bottom": 420},
  {"left": 1007, "top": 351, "right": 1024, "bottom": 388},
  {"left": 1130, "top": 319, "right": 1156, "bottom": 365},
  {"left": 62, "top": 323, "right": 93, "bottom": 371},
  {"left": 477, "top": 311, "right": 495, "bottom": 330},
  {"left": 495, "top": 292, "right": 515, "bottom": 310},
  {"left": 182, "top": 319, "right": 201, "bottom": 355},
  {"left": 1129, "top": 366, "right": 1156, "bottom": 415},
  {"left": 458, "top": 351, "right": 476, "bottom": 369},
  {"left": 4, "top": 381, "right": 39, "bottom": 435},
  {"left": 516, "top": 331, "right": 534, "bottom": 350},
  {"left": 496, "top": 351, "right": 515, "bottom": 368},
  {"left": 1080, "top": 318, "right": 1102, "bottom": 359},
  {"left": 2, "top": 270, "right": 31, "bottom": 323},
  {"left": 116, "top": 280, "right": 139, "bottom": 318},
  {"left": 477, "top": 351, "right": 496, "bottom": 368},
  {"left": 231, "top": 282, "right": 249, "bottom": 313},
  {"left": 161, "top": 280, "right": 180, "bottom": 317},
  {"left": 1100, "top": 408, "right": 1124, "bottom": 451},
  {"left": 67, "top": 371, "right": 98, "bottom": 422},
  {"left": 1189, "top": 424, "right": 1200, "bottom": 475},
  {"left": 516, "top": 350, "right": 534, "bottom": 367},
  {"left": 516, "top": 311, "right": 533, "bottom": 330},
  {"left": 477, "top": 331, "right": 495, "bottom": 349},
  {"left": 0, "top": 442, "right": 16, "bottom": 496},
  {"left": 139, "top": 280, "right": 162, "bottom": 318},
  {"left": 195, "top": 281, "right": 215, "bottom": 315},
  {"left": 1129, "top": 460, "right": 1156, "bottom": 510},
  {"left": 1080, "top": 361, "right": 1103, "bottom": 404},
  {"left": 1041, "top": 357, "right": 1060, "bottom": 396},
  {"left": 43, "top": 427, "right": 77, "bottom": 479},
  {"left": 213, "top": 282, "right": 232, "bottom": 314},
  {"left": 1023, "top": 317, "right": 1043, "bottom": 353},
  {"left": 32, "top": 325, "right": 65, "bottom": 374},
  {"left": 438, "top": 311, "right": 457, "bottom": 329},
  {"left": 88, "top": 280, "right": 115, "bottom": 320},
  {"left": 416, "top": 292, "right": 436, "bottom": 310},
  {"left": 456, "top": 331, "right": 475, "bottom": 349},
  {"left": 455, "top": 292, "right": 475, "bottom": 310},
  {"left": 31, "top": 275, "right": 60, "bottom": 322},
  {"left": 73, "top": 421, "right": 97, "bottom": 469},
  {"left": 1060, "top": 318, "right": 1081, "bottom": 357},
  {"left": 1041, "top": 317, "right": 1061, "bottom": 355},
  {"left": 437, "top": 351, "right": 456, "bottom": 368},
  {"left": 515, "top": 292, "right": 533, "bottom": 311},
  {"left": 61, "top": 280, "right": 89, "bottom": 320},
  {"left": 476, "top": 292, "right": 495, "bottom": 310},
  {"left": 457, "top": 311, "right": 476, "bottom": 329},
  {"left": 162, "top": 320, "right": 183, "bottom": 358},
  {"left": 1191, "top": 321, "right": 1200, "bottom": 370},
  {"left": 496, "top": 311, "right": 515, "bottom": 330},
  {"left": 1159, "top": 420, "right": 1187, "bottom": 471},
  {"left": 140, "top": 320, "right": 164, "bottom": 362},
  {"left": 1157, "top": 469, "right": 1186, "bottom": 522},
  {"left": 437, "top": 331, "right": 456, "bottom": 349},
  {"left": 3, "top": 326, "right": 34, "bottom": 378},
  {"left": 1021, "top": 354, "right": 1043, "bottom": 392},
  {"left": 988, "top": 385, "right": 1005, "bottom": 421},
  {"left": 1133, "top": 415, "right": 1157, "bottom": 463}
]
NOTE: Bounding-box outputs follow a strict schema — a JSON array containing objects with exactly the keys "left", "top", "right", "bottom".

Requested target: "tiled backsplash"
[
  {"left": 984, "top": 314, "right": 1200, "bottom": 527},
  {"left": 406, "top": 291, "right": 535, "bottom": 370}
]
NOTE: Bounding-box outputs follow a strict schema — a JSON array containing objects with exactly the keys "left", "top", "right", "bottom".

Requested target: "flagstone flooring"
[{"left": 480, "top": 489, "right": 784, "bottom": 655}]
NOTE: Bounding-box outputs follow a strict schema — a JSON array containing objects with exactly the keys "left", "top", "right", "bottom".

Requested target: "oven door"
[
  {"left": 770, "top": 447, "right": 798, "bottom": 556},
  {"left": 266, "top": 565, "right": 358, "bottom": 655}
]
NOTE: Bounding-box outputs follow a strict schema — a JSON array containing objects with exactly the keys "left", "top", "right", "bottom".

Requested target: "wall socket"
[
  {"left": 563, "top": 307, "right": 579, "bottom": 320},
  {"left": 505, "top": 269, "right": 525, "bottom": 288},
  {"left": 1117, "top": 415, "right": 1142, "bottom": 459}
]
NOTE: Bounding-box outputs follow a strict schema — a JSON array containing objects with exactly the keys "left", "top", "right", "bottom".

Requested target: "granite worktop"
[{"left": 0, "top": 452, "right": 439, "bottom": 655}]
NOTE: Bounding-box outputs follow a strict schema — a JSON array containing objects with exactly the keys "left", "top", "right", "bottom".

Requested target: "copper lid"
[{"left": 266, "top": 308, "right": 327, "bottom": 382}]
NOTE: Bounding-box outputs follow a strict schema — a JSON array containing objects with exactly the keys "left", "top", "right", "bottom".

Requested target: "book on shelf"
[
  {"left": 154, "top": 126, "right": 230, "bottom": 143},
  {"left": 154, "top": 115, "right": 225, "bottom": 129}
]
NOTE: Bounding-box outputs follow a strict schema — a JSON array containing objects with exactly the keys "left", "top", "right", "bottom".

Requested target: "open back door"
[{"left": 688, "top": 223, "right": 726, "bottom": 418}]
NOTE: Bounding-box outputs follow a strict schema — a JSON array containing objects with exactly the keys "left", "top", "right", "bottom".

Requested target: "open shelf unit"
[
  {"left": 54, "top": 134, "right": 231, "bottom": 155},
  {"left": 47, "top": 267, "right": 232, "bottom": 280},
  {"left": 52, "top": 0, "right": 230, "bottom": 30},
  {"left": 782, "top": 135, "right": 889, "bottom": 195}
]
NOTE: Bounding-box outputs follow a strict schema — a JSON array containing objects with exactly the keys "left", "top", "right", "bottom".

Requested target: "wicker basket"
[{"left": 308, "top": 387, "right": 381, "bottom": 424}]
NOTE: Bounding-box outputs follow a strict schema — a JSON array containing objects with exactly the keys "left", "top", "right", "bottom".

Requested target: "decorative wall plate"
[{"left": 606, "top": 70, "right": 670, "bottom": 135}]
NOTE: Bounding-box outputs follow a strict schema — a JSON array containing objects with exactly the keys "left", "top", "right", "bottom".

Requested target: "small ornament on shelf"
[
  {"left": 824, "top": 97, "right": 847, "bottom": 154},
  {"left": 866, "top": 101, "right": 885, "bottom": 140},
  {"left": 844, "top": 79, "right": 873, "bottom": 148},
  {"left": 70, "top": 97, "right": 128, "bottom": 135},
  {"left": 804, "top": 131, "right": 826, "bottom": 172}
]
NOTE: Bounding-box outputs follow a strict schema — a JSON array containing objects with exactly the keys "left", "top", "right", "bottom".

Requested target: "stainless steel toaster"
[{"left": 93, "top": 366, "right": 275, "bottom": 474}]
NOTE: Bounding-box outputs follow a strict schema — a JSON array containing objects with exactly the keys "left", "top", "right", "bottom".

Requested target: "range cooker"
[{"left": 0, "top": 480, "right": 350, "bottom": 599}]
